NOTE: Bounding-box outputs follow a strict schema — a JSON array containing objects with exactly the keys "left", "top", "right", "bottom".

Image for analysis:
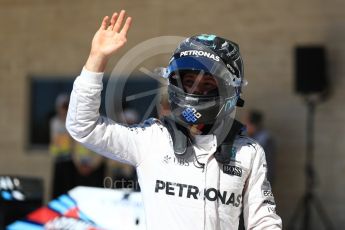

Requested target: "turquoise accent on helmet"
[{"left": 197, "top": 34, "right": 216, "bottom": 41}]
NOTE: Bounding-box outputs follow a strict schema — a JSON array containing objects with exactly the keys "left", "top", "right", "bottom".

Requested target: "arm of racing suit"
[
  {"left": 66, "top": 67, "right": 160, "bottom": 166},
  {"left": 242, "top": 144, "right": 282, "bottom": 229}
]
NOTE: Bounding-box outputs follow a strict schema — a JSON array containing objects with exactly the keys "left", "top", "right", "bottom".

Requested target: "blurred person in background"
[
  {"left": 66, "top": 10, "right": 282, "bottom": 229},
  {"left": 50, "top": 94, "right": 74, "bottom": 198},
  {"left": 50, "top": 94, "right": 106, "bottom": 198},
  {"left": 50, "top": 94, "right": 72, "bottom": 161},
  {"left": 244, "top": 110, "right": 276, "bottom": 186}
]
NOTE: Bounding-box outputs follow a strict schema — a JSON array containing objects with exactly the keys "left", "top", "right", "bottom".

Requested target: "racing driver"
[{"left": 66, "top": 10, "right": 282, "bottom": 230}]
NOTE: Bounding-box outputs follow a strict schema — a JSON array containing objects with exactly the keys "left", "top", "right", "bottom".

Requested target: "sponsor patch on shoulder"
[{"left": 223, "top": 165, "right": 242, "bottom": 177}]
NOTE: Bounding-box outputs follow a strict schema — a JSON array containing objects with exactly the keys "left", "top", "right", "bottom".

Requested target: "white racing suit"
[{"left": 66, "top": 67, "right": 282, "bottom": 230}]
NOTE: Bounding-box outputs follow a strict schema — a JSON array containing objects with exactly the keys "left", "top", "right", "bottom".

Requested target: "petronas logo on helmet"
[{"left": 180, "top": 50, "right": 220, "bottom": 62}]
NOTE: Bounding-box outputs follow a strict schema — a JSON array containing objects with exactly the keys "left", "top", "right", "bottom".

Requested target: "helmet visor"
[
  {"left": 167, "top": 56, "right": 242, "bottom": 88},
  {"left": 169, "top": 70, "right": 219, "bottom": 96}
]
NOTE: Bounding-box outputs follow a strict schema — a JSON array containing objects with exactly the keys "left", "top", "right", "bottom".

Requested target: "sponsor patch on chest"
[{"left": 223, "top": 165, "right": 242, "bottom": 177}]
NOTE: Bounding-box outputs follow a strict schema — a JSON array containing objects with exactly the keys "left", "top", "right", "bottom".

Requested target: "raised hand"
[{"left": 85, "top": 10, "right": 132, "bottom": 72}]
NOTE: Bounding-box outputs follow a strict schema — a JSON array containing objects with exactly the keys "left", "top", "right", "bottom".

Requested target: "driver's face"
[{"left": 181, "top": 72, "right": 218, "bottom": 95}]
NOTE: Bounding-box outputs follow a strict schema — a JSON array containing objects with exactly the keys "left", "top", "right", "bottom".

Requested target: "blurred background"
[{"left": 1, "top": 0, "right": 345, "bottom": 229}]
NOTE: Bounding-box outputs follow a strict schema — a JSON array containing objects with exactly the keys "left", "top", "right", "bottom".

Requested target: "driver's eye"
[{"left": 182, "top": 79, "right": 194, "bottom": 87}]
